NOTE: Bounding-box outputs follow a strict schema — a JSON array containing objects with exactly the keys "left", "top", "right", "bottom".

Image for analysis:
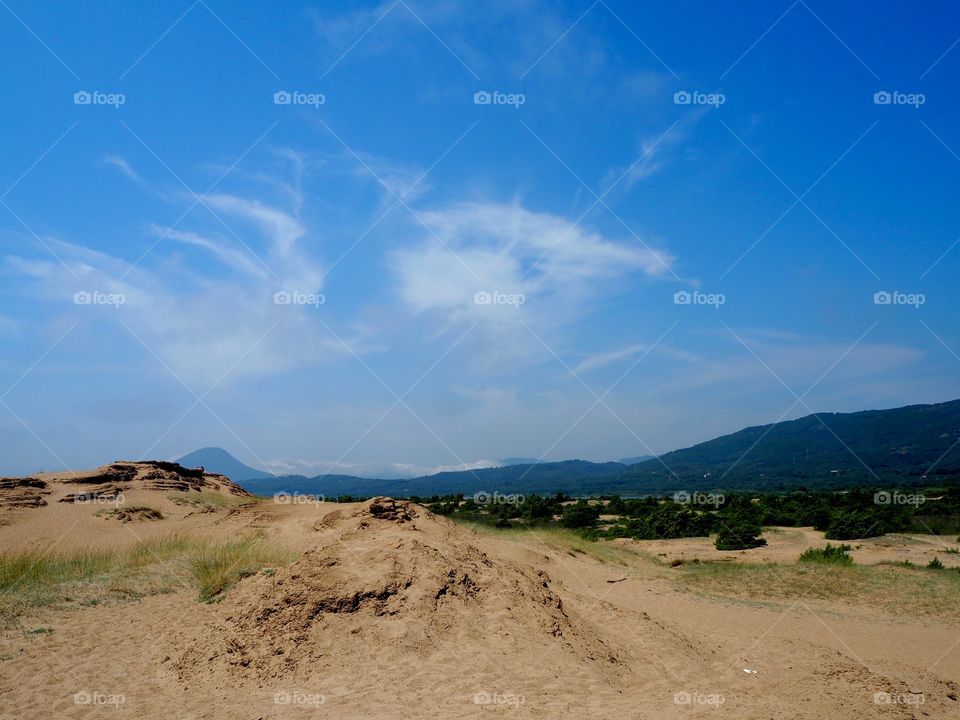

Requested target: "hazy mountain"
[
  {"left": 176, "top": 448, "right": 273, "bottom": 482},
  {"left": 618, "top": 455, "right": 654, "bottom": 465},
  {"left": 238, "top": 460, "right": 627, "bottom": 498},
  {"left": 610, "top": 399, "right": 960, "bottom": 492},
  {"left": 198, "top": 400, "right": 960, "bottom": 498}
]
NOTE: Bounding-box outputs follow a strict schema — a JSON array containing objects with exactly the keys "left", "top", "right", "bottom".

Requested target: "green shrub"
[
  {"left": 559, "top": 500, "right": 600, "bottom": 529},
  {"left": 824, "top": 510, "right": 888, "bottom": 540},
  {"left": 928, "top": 557, "right": 944, "bottom": 570},
  {"left": 799, "top": 543, "right": 853, "bottom": 565},
  {"left": 715, "top": 519, "right": 766, "bottom": 551}
]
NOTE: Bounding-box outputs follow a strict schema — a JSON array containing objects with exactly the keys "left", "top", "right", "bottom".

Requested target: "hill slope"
[
  {"left": 237, "top": 400, "right": 960, "bottom": 497},
  {"left": 611, "top": 399, "right": 960, "bottom": 493}
]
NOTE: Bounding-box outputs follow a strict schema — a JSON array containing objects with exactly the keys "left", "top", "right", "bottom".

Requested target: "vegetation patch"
[
  {"left": 96, "top": 506, "right": 164, "bottom": 522},
  {"left": 169, "top": 491, "right": 253, "bottom": 512},
  {"left": 187, "top": 538, "right": 296, "bottom": 602},
  {"left": 0, "top": 535, "right": 295, "bottom": 625},
  {"left": 799, "top": 543, "right": 854, "bottom": 565},
  {"left": 676, "top": 560, "right": 960, "bottom": 621},
  {"left": 458, "top": 521, "right": 648, "bottom": 567}
]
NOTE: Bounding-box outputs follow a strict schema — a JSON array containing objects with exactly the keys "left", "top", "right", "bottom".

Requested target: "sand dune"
[{"left": 1, "top": 463, "right": 958, "bottom": 718}]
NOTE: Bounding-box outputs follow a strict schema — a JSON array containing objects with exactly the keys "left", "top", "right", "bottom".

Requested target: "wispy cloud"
[
  {"left": 599, "top": 117, "right": 698, "bottom": 193},
  {"left": 262, "top": 456, "right": 498, "bottom": 479},
  {"left": 101, "top": 154, "right": 145, "bottom": 187},
  {"left": 574, "top": 343, "right": 651, "bottom": 373},
  {"left": 5, "top": 163, "right": 345, "bottom": 387},
  {"left": 394, "top": 200, "right": 673, "bottom": 323}
]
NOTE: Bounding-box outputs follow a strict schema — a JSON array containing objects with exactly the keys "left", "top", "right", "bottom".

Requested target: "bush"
[
  {"left": 928, "top": 557, "right": 944, "bottom": 570},
  {"left": 559, "top": 500, "right": 601, "bottom": 529},
  {"left": 715, "top": 519, "right": 766, "bottom": 551},
  {"left": 825, "top": 510, "right": 888, "bottom": 540},
  {"left": 603, "top": 502, "right": 714, "bottom": 540},
  {"left": 799, "top": 543, "right": 853, "bottom": 565}
]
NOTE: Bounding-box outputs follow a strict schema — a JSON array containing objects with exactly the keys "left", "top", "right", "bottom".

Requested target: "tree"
[
  {"left": 715, "top": 518, "right": 766, "bottom": 551},
  {"left": 560, "top": 500, "right": 600, "bottom": 529}
]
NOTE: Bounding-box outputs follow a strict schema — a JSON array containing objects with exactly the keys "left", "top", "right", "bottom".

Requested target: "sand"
[{"left": 0, "top": 463, "right": 958, "bottom": 718}]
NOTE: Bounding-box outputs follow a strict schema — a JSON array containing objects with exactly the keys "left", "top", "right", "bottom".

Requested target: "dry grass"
[
  {"left": 169, "top": 491, "right": 254, "bottom": 512},
  {"left": 186, "top": 538, "right": 295, "bottom": 602},
  {"left": 676, "top": 559, "right": 960, "bottom": 621},
  {"left": 458, "top": 521, "right": 657, "bottom": 567},
  {"left": 0, "top": 534, "right": 295, "bottom": 624}
]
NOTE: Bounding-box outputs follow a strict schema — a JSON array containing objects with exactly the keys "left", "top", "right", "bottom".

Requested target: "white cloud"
[
  {"left": 262, "top": 456, "right": 498, "bottom": 479},
  {"left": 393, "top": 201, "right": 673, "bottom": 333},
  {"left": 5, "top": 183, "right": 345, "bottom": 388},
  {"left": 155, "top": 226, "right": 273, "bottom": 280},
  {"left": 348, "top": 153, "right": 432, "bottom": 207},
  {"left": 0, "top": 314, "right": 18, "bottom": 335},
  {"left": 101, "top": 155, "right": 145, "bottom": 186},
  {"left": 575, "top": 343, "right": 651, "bottom": 373},
  {"left": 600, "top": 125, "right": 687, "bottom": 193}
]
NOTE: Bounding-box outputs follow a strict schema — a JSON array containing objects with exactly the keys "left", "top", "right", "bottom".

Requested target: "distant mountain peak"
[{"left": 176, "top": 447, "right": 273, "bottom": 482}]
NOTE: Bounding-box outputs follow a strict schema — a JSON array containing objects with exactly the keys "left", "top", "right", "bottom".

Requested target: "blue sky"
[{"left": 1, "top": 0, "right": 959, "bottom": 478}]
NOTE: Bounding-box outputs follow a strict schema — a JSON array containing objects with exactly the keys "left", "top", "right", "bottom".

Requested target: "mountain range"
[{"left": 177, "top": 399, "right": 960, "bottom": 497}]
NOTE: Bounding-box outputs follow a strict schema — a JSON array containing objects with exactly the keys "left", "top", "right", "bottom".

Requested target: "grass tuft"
[{"left": 186, "top": 538, "right": 294, "bottom": 602}]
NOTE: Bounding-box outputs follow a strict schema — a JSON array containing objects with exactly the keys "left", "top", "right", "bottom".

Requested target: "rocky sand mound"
[
  {"left": 0, "top": 461, "right": 249, "bottom": 509},
  {"left": 0, "top": 460, "right": 254, "bottom": 539}
]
